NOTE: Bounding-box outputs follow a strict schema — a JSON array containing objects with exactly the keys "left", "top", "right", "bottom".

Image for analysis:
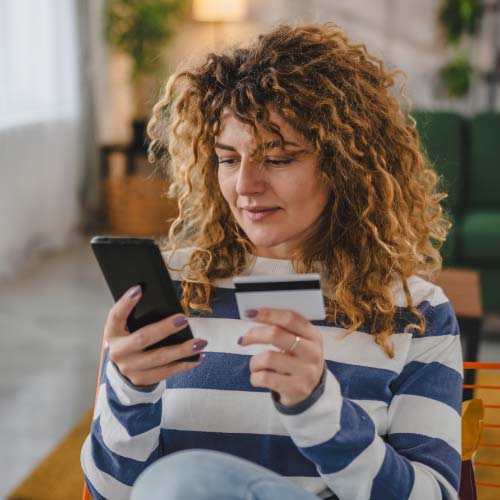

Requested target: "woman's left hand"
[{"left": 238, "top": 308, "right": 325, "bottom": 407}]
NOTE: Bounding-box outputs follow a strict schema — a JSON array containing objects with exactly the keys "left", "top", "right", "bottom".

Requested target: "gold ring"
[{"left": 288, "top": 336, "right": 301, "bottom": 353}]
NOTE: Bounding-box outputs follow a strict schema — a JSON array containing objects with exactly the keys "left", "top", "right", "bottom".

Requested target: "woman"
[{"left": 81, "top": 23, "right": 462, "bottom": 500}]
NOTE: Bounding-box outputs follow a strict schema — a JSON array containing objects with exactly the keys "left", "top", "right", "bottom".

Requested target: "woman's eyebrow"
[
  {"left": 214, "top": 140, "right": 302, "bottom": 151},
  {"left": 214, "top": 143, "right": 237, "bottom": 151},
  {"left": 264, "top": 140, "right": 301, "bottom": 149}
]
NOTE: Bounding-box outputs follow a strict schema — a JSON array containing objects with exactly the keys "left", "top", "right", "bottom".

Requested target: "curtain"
[{"left": 0, "top": 0, "right": 84, "bottom": 277}]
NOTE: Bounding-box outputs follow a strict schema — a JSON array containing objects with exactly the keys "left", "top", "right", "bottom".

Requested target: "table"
[
  {"left": 433, "top": 268, "right": 483, "bottom": 399},
  {"left": 100, "top": 143, "right": 146, "bottom": 179}
]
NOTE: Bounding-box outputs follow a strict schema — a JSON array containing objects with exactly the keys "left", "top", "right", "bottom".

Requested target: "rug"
[{"left": 7, "top": 410, "right": 93, "bottom": 500}]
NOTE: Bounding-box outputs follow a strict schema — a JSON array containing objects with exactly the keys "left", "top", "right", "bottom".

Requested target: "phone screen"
[{"left": 91, "top": 236, "right": 198, "bottom": 360}]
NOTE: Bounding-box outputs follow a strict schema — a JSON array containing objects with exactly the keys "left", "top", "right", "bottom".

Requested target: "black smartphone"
[{"left": 90, "top": 236, "right": 199, "bottom": 361}]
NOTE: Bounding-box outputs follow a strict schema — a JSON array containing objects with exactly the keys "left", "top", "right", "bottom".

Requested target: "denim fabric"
[{"left": 131, "top": 449, "right": 337, "bottom": 500}]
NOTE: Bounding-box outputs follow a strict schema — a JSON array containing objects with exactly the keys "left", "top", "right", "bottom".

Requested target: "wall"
[
  {"left": 310, "top": 0, "right": 499, "bottom": 113},
  {"left": 95, "top": 0, "right": 500, "bottom": 145}
]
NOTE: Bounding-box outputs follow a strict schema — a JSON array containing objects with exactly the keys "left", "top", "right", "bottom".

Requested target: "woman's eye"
[
  {"left": 266, "top": 158, "right": 292, "bottom": 166},
  {"left": 218, "top": 158, "right": 239, "bottom": 165}
]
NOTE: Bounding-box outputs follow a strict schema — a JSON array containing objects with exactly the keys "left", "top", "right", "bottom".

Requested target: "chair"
[
  {"left": 412, "top": 110, "right": 500, "bottom": 313},
  {"left": 412, "top": 111, "right": 466, "bottom": 266},
  {"left": 461, "top": 398, "right": 484, "bottom": 500},
  {"left": 82, "top": 336, "right": 107, "bottom": 500},
  {"left": 463, "top": 113, "right": 500, "bottom": 266},
  {"left": 462, "top": 362, "right": 500, "bottom": 500},
  {"left": 81, "top": 357, "right": 500, "bottom": 500}
]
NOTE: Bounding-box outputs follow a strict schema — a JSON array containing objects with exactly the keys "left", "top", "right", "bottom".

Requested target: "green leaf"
[
  {"left": 105, "top": 0, "right": 186, "bottom": 77},
  {"left": 438, "top": 0, "right": 483, "bottom": 45},
  {"left": 439, "top": 56, "right": 472, "bottom": 97}
]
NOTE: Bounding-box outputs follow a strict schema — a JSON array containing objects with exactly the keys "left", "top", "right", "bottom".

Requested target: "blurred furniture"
[
  {"left": 99, "top": 143, "right": 177, "bottom": 237},
  {"left": 434, "top": 268, "right": 483, "bottom": 399},
  {"left": 82, "top": 334, "right": 107, "bottom": 500},
  {"left": 100, "top": 143, "right": 144, "bottom": 178},
  {"left": 460, "top": 398, "right": 483, "bottom": 500},
  {"left": 462, "top": 362, "right": 500, "bottom": 499},
  {"left": 413, "top": 111, "right": 500, "bottom": 313}
]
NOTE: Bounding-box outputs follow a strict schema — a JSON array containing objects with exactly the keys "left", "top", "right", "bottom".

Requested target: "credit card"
[{"left": 233, "top": 273, "right": 326, "bottom": 320}]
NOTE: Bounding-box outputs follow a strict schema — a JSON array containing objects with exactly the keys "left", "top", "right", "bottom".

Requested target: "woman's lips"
[{"left": 243, "top": 207, "right": 281, "bottom": 221}]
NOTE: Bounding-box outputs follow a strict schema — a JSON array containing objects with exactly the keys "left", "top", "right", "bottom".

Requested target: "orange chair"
[
  {"left": 462, "top": 362, "right": 500, "bottom": 500},
  {"left": 82, "top": 337, "right": 107, "bottom": 500},
  {"left": 81, "top": 359, "right": 500, "bottom": 500}
]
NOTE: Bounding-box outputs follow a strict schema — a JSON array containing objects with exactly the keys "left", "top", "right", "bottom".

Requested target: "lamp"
[{"left": 192, "top": 0, "right": 248, "bottom": 23}]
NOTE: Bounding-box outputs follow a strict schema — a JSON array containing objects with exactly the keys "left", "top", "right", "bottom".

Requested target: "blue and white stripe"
[{"left": 81, "top": 248, "right": 462, "bottom": 499}]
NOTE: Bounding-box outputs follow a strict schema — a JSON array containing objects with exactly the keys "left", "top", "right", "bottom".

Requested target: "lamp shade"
[{"left": 192, "top": 0, "right": 248, "bottom": 22}]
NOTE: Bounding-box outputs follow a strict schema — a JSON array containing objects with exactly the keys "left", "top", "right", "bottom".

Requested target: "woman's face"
[{"left": 215, "top": 110, "right": 330, "bottom": 259}]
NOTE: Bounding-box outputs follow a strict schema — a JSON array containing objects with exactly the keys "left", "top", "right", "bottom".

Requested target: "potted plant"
[
  {"left": 103, "top": 0, "right": 186, "bottom": 236},
  {"left": 437, "top": 0, "right": 483, "bottom": 97},
  {"left": 439, "top": 55, "right": 473, "bottom": 97},
  {"left": 105, "top": 0, "right": 186, "bottom": 147}
]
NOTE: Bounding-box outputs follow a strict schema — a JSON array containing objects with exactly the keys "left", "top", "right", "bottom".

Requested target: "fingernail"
[
  {"left": 174, "top": 316, "right": 188, "bottom": 327},
  {"left": 237, "top": 336, "right": 244, "bottom": 345},
  {"left": 198, "top": 353, "right": 206, "bottom": 362},
  {"left": 129, "top": 285, "right": 141, "bottom": 298},
  {"left": 244, "top": 309, "right": 258, "bottom": 318},
  {"left": 192, "top": 340, "right": 208, "bottom": 351}
]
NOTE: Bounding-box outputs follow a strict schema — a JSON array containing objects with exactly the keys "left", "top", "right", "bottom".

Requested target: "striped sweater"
[{"left": 81, "top": 249, "right": 463, "bottom": 500}]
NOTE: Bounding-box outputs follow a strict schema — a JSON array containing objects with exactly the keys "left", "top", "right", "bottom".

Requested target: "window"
[{"left": 0, "top": 0, "right": 80, "bottom": 129}]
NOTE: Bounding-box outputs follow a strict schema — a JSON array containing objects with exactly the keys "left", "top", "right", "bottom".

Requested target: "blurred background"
[{"left": 1, "top": 0, "right": 500, "bottom": 498}]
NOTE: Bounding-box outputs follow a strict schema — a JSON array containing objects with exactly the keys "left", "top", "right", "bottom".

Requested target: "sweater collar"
[{"left": 246, "top": 255, "right": 295, "bottom": 275}]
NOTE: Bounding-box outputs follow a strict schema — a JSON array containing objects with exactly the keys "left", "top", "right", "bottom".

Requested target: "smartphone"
[{"left": 90, "top": 236, "right": 199, "bottom": 361}]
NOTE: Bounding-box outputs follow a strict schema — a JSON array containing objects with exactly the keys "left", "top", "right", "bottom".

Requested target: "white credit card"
[{"left": 233, "top": 273, "right": 326, "bottom": 321}]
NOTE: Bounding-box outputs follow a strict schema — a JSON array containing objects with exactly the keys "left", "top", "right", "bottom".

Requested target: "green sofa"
[{"left": 412, "top": 111, "right": 500, "bottom": 313}]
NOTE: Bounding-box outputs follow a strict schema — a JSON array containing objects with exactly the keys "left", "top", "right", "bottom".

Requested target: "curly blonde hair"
[{"left": 147, "top": 23, "right": 450, "bottom": 357}]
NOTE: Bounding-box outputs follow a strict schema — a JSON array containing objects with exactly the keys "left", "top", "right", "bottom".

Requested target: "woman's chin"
[
  {"left": 245, "top": 234, "right": 294, "bottom": 258},
  {"left": 244, "top": 230, "right": 283, "bottom": 249}
]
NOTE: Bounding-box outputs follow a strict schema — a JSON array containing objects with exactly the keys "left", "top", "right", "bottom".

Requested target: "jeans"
[{"left": 131, "top": 449, "right": 328, "bottom": 500}]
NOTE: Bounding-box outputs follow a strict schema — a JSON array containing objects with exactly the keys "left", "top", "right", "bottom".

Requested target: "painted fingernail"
[
  {"left": 244, "top": 309, "right": 258, "bottom": 318},
  {"left": 237, "top": 336, "right": 244, "bottom": 345},
  {"left": 129, "top": 285, "right": 141, "bottom": 298},
  {"left": 174, "top": 316, "right": 188, "bottom": 327},
  {"left": 192, "top": 340, "right": 208, "bottom": 351},
  {"left": 198, "top": 353, "right": 206, "bottom": 362}
]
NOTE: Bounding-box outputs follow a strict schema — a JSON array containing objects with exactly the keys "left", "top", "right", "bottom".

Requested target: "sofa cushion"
[
  {"left": 412, "top": 111, "right": 465, "bottom": 213},
  {"left": 468, "top": 113, "right": 500, "bottom": 210},
  {"left": 462, "top": 211, "right": 500, "bottom": 262}
]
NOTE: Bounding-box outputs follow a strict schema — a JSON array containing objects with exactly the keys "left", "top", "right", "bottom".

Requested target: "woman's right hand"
[{"left": 105, "top": 285, "right": 207, "bottom": 387}]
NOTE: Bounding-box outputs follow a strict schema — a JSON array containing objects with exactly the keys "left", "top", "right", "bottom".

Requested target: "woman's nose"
[{"left": 235, "top": 157, "right": 265, "bottom": 195}]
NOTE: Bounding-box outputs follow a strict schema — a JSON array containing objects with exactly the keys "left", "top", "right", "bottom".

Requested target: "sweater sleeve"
[
  {"left": 81, "top": 348, "right": 165, "bottom": 500},
  {"left": 274, "top": 300, "right": 463, "bottom": 500}
]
